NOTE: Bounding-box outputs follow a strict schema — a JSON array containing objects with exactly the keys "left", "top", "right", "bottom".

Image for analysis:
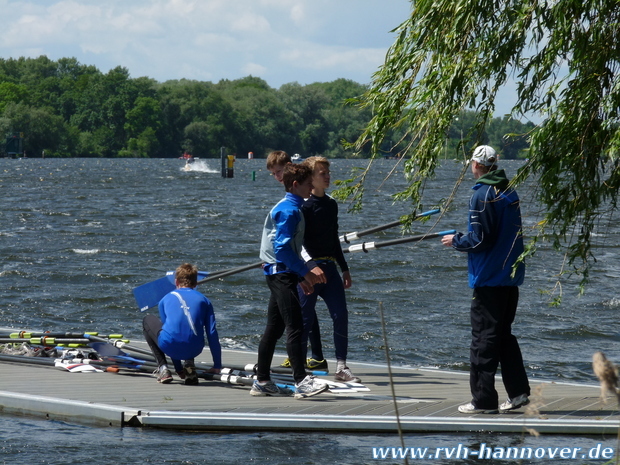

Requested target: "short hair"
[
  {"left": 175, "top": 263, "right": 198, "bottom": 288},
  {"left": 266, "top": 150, "right": 291, "bottom": 170},
  {"left": 302, "top": 156, "right": 329, "bottom": 172},
  {"left": 282, "top": 163, "right": 312, "bottom": 192}
]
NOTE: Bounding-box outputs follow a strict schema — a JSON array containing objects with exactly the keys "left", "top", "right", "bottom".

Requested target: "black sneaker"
[
  {"left": 184, "top": 365, "right": 199, "bottom": 385},
  {"left": 306, "top": 358, "right": 328, "bottom": 371}
]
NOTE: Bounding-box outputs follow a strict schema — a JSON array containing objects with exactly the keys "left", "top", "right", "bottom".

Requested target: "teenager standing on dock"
[
  {"left": 441, "top": 145, "right": 530, "bottom": 414},
  {"left": 143, "top": 263, "right": 222, "bottom": 385},
  {"left": 299, "top": 156, "right": 360, "bottom": 383},
  {"left": 253, "top": 163, "right": 328, "bottom": 398},
  {"left": 266, "top": 150, "right": 326, "bottom": 371}
]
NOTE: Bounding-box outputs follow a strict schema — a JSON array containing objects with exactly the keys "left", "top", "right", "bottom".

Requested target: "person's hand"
[
  {"left": 309, "top": 266, "right": 326, "bottom": 284},
  {"left": 441, "top": 234, "right": 455, "bottom": 247},
  {"left": 304, "top": 267, "right": 326, "bottom": 286},
  {"left": 342, "top": 270, "right": 352, "bottom": 289},
  {"left": 299, "top": 279, "right": 314, "bottom": 295}
]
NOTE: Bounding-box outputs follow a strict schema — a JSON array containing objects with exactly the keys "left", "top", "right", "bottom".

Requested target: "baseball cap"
[{"left": 471, "top": 145, "right": 498, "bottom": 167}]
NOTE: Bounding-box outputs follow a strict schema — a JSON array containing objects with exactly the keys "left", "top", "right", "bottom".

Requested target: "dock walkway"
[{"left": 1, "top": 346, "right": 618, "bottom": 435}]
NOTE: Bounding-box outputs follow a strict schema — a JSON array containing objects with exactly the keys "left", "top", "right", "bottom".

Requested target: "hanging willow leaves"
[{"left": 337, "top": 0, "right": 620, "bottom": 295}]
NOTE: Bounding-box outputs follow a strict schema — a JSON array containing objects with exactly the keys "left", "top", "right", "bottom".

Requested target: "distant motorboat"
[
  {"left": 179, "top": 152, "right": 197, "bottom": 163},
  {"left": 291, "top": 153, "right": 303, "bottom": 162}
]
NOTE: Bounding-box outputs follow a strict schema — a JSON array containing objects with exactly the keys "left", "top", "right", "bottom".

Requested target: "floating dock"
[{"left": 0, "top": 346, "right": 618, "bottom": 435}]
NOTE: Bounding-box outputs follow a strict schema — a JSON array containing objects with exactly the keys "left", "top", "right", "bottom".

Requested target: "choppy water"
[{"left": 0, "top": 158, "right": 618, "bottom": 464}]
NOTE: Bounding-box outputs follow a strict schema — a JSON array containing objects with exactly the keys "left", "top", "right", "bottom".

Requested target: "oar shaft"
[
  {"left": 0, "top": 353, "right": 56, "bottom": 367},
  {"left": 85, "top": 334, "right": 155, "bottom": 359},
  {"left": 343, "top": 229, "right": 456, "bottom": 253},
  {"left": 339, "top": 208, "right": 440, "bottom": 243},
  {"left": 0, "top": 332, "right": 123, "bottom": 340},
  {"left": 197, "top": 261, "right": 263, "bottom": 285},
  {"left": 0, "top": 337, "right": 91, "bottom": 345}
]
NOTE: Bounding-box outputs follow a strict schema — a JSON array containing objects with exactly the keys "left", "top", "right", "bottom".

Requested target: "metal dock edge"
[
  {"left": 1, "top": 348, "right": 619, "bottom": 435},
  {"left": 137, "top": 411, "right": 620, "bottom": 434},
  {"left": 0, "top": 391, "right": 140, "bottom": 427}
]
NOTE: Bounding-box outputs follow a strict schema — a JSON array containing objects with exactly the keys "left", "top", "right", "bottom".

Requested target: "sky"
[{"left": 0, "top": 0, "right": 525, "bottom": 119}]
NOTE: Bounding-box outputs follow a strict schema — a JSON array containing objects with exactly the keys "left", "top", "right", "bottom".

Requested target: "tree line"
[{"left": 0, "top": 56, "right": 534, "bottom": 159}]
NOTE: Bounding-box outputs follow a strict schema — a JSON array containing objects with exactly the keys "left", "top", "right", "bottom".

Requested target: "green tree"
[
  {"left": 218, "top": 76, "right": 297, "bottom": 157},
  {"left": 3, "top": 102, "right": 69, "bottom": 156},
  {"left": 342, "top": 0, "right": 620, "bottom": 293}
]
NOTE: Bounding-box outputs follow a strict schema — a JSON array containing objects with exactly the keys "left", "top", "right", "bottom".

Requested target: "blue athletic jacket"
[
  {"left": 451, "top": 169, "right": 525, "bottom": 288},
  {"left": 157, "top": 287, "right": 222, "bottom": 367},
  {"left": 259, "top": 192, "right": 309, "bottom": 278}
]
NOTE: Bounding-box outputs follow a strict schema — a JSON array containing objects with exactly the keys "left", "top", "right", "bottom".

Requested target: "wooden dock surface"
[{"left": 1, "top": 345, "right": 618, "bottom": 435}]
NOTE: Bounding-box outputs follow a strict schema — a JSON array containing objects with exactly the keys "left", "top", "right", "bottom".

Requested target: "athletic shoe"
[
  {"left": 499, "top": 394, "right": 530, "bottom": 413},
  {"left": 279, "top": 358, "right": 291, "bottom": 368},
  {"left": 457, "top": 402, "right": 498, "bottom": 414},
  {"left": 156, "top": 367, "right": 173, "bottom": 384},
  {"left": 294, "top": 375, "right": 329, "bottom": 399},
  {"left": 306, "top": 358, "right": 328, "bottom": 371},
  {"left": 250, "top": 380, "right": 293, "bottom": 397},
  {"left": 175, "top": 370, "right": 187, "bottom": 380},
  {"left": 334, "top": 367, "right": 361, "bottom": 383},
  {"left": 184, "top": 365, "right": 199, "bottom": 385}
]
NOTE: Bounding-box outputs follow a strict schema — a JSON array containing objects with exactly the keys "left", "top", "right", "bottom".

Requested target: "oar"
[
  {"left": 0, "top": 331, "right": 122, "bottom": 339},
  {"left": 133, "top": 263, "right": 263, "bottom": 311},
  {"left": 342, "top": 229, "right": 456, "bottom": 253},
  {"left": 133, "top": 210, "right": 441, "bottom": 311},
  {"left": 86, "top": 334, "right": 157, "bottom": 359},
  {"left": 215, "top": 362, "right": 328, "bottom": 377},
  {"left": 339, "top": 208, "right": 440, "bottom": 243},
  {"left": 0, "top": 353, "right": 114, "bottom": 372},
  {"left": 221, "top": 367, "right": 368, "bottom": 394},
  {"left": 0, "top": 337, "right": 92, "bottom": 345},
  {"left": 89, "top": 342, "right": 159, "bottom": 367}
]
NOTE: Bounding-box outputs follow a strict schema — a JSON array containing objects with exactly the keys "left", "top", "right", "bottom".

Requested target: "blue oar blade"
[
  {"left": 133, "top": 271, "right": 209, "bottom": 311},
  {"left": 133, "top": 276, "right": 175, "bottom": 311}
]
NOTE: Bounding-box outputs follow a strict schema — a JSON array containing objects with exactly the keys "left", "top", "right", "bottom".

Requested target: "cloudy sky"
[
  {"left": 0, "top": 0, "right": 410, "bottom": 85},
  {"left": 0, "top": 0, "right": 526, "bottom": 118}
]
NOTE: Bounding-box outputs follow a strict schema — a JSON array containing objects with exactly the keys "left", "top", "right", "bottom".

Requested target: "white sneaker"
[
  {"left": 499, "top": 394, "right": 530, "bottom": 412},
  {"left": 294, "top": 375, "right": 328, "bottom": 399},
  {"left": 334, "top": 367, "right": 361, "bottom": 383},
  {"left": 457, "top": 402, "right": 498, "bottom": 414},
  {"left": 250, "top": 380, "right": 293, "bottom": 397}
]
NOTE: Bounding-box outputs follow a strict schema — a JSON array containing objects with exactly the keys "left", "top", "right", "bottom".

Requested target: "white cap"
[{"left": 471, "top": 145, "right": 498, "bottom": 167}]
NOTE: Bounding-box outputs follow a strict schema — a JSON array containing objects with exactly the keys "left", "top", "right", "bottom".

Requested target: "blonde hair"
[
  {"left": 302, "top": 156, "right": 329, "bottom": 172},
  {"left": 266, "top": 150, "right": 291, "bottom": 170}
]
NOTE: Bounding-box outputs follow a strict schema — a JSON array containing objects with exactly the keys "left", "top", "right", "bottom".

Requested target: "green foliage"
[
  {"left": 338, "top": 0, "right": 620, "bottom": 296},
  {"left": 0, "top": 55, "right": 533, "bottom": 164}
]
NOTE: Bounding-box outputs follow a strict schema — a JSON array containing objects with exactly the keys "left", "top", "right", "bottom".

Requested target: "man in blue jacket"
[{"left": 441, "top": 145, "right": 530, "bottom": 414}]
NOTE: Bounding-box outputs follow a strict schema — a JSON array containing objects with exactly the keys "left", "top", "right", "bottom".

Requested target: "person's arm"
[
  {"left": 452, "top": 186, "right": 497, "bottom": 252},
  {"left": 273, "top": 209, "right": 309, "bottom": 276},
  {"left": 274, "top": 209, "right": 325, "bottom": 286}
]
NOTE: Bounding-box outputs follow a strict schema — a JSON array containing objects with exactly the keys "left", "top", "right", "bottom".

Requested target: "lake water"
[{"left": 0, "top": 157, "right": 618, "bottom": 464}]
